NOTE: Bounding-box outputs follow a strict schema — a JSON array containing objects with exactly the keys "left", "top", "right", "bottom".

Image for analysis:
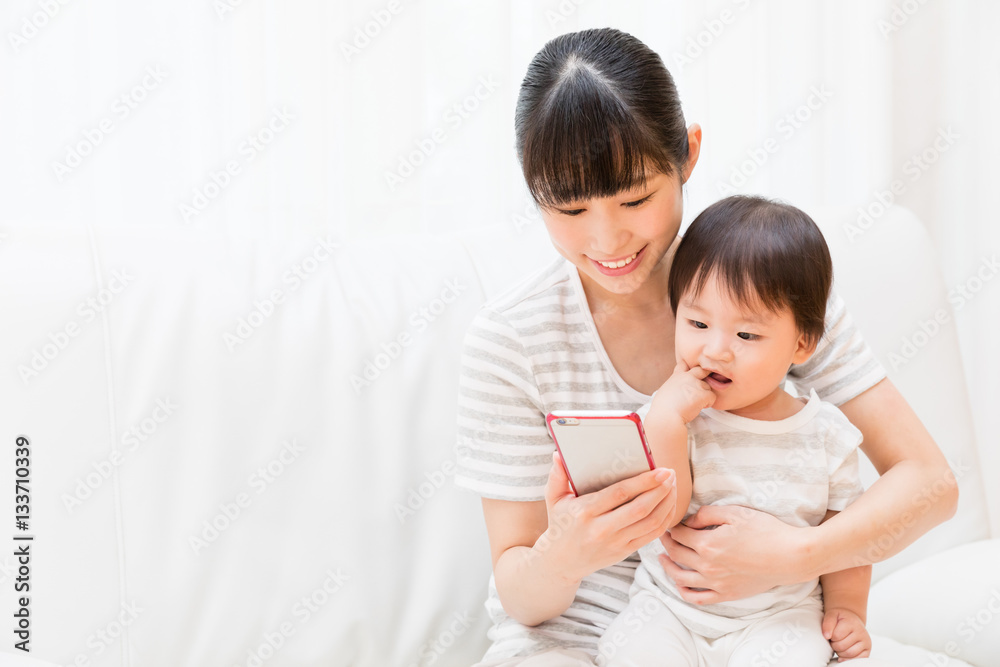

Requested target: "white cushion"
[{"left": 868, "top": 539, "right": 1000, "bottom": 666}]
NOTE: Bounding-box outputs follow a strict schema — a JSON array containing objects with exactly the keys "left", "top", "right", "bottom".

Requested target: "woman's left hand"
[{"left": 657, "top": 504, "right": 812, "bottom": 604}]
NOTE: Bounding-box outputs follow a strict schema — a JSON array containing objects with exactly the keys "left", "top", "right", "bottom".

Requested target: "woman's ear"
[
  {"left": 682, "top": 123, "right": 702, "bottom": 184},
  {"left": 792, "top": 332, "right": 819, "bottom": 365}
]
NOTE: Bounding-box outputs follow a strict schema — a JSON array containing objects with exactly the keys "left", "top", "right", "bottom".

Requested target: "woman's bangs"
[{"left": 522, "top": 79, "right": 673, "bottom": 207}]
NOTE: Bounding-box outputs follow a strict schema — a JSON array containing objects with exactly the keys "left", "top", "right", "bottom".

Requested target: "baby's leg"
[
  {"left": 728, "top": 600, "right": 833, "bottom": 667},
  {"left": 596, "top": 589, "right": 697, "bottom": 667}
]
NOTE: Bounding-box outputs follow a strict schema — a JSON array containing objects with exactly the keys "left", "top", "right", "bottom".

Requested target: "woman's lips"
[{"left": 590, "top": 245, "right": 647, "bottom": 276}]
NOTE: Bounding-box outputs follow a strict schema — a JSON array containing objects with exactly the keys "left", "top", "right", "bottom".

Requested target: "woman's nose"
[{"left": 589, "top": 212, "right": 630, "bottom": 255}]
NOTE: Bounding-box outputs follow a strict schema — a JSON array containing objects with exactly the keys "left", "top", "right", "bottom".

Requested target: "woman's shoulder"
[
  {"left": 462, "top": 256, "right": 588, "bottom": 365},
  {"left": 478, "top": 255, "right": 577, "bottom": 320}
]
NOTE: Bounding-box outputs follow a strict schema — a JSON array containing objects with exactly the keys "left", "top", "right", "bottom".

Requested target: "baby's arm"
[
  {"left": 819, "top": 509, "right": 873, "bottom": 661},
  {"left": 643, "top": 360, "right": 715, "bottom": 528}
]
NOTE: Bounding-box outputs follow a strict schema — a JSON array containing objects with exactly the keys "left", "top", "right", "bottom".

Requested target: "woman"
[{"left": 453, "top": 27, "right": 956, "bottom": 666}]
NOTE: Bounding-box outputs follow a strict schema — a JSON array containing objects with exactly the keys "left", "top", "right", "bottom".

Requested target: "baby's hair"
[
  {"left": 514, "top": 28, "right": 689, "bottom": 207},
  {"left": 668, "top": 195, "right": 833, "bottom": 347}
]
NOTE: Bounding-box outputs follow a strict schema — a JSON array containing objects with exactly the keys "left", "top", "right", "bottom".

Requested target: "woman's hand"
[
  {"left": 656, "top": 504, "right": 813, "bottom": 604},
  {"left": 540, "top": 451, "right": 678, "bottom": 585}
]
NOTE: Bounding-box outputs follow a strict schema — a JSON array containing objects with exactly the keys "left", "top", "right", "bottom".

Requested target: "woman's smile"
[{"left": 589, "top": 245, "right": 647, "bottom": 276}]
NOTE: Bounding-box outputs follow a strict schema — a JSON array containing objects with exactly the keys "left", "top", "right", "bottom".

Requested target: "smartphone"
[{"left": 545, "top": 410, "right": 656, "bottom": 496}]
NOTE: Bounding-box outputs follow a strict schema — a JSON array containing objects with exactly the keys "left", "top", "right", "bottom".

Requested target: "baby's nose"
[{"left": 702, "top": 336, "right": 735, "bottom": 362}]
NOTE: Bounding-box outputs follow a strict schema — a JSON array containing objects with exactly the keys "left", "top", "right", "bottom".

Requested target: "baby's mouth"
[{"left": 708, "top": 372, "right": 732, "bottom": 384}]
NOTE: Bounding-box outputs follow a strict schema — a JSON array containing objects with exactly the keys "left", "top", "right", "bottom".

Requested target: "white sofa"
[{"left": 1, "top": 206, "right": 997, "bottom": 667}]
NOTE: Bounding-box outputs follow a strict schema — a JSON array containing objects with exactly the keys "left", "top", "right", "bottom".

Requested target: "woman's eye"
[
  {"left": 737, "top": 332, "right": 759, "bottom": 341},
  {"left": 689, "top": 320, "right": 707, "bottom": 329},
  {"left": 623, "top": 195, "right": 652, "bottom": 208}
]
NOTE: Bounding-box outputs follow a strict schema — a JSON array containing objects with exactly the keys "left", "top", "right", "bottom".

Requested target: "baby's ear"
[{"left": 792, "top": 331, "right": 819, "bottom": 365}]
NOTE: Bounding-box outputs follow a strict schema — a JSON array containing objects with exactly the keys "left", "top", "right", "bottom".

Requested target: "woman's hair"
[
  {"left": 515, "top": 28, "right": 689, "bottom": 207},
  {"left": 667, "top": 196, "right": 833, "bottom": 347}
]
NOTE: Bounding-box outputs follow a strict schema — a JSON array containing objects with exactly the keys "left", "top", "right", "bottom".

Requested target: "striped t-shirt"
[
  {"left": 632, "top": 389, "right": 864, "bottom": 639},
  {"left": 454, "top": 256, "right": 886, "bottom": 661}
]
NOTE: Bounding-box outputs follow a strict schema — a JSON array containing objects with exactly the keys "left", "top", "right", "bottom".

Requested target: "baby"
[{"left": 598, "top": 195, "right": 872, "bottom": 666}]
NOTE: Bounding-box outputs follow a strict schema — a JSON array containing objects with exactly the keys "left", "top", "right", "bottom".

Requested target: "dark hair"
[
  {"left": 667, "top": 196, "right": 833, "bottom": 347},
  {"left": 515, "top": 28, "right": 689, "bottom": 207}
]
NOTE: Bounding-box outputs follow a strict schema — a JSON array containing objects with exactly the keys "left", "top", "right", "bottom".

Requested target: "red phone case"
[{"left": 545, "top": 411, "right": 656, "bottom": 496}]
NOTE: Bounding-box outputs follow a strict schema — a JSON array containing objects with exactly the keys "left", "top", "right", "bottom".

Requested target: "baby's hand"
[
  {"left": 822, "top": 608, "right": 872, "bottom": 661},
  {"left": 650, "top": 360, "right": 715, "bottom": 424}
]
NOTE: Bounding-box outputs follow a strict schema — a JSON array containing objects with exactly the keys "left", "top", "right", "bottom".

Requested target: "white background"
[{"left": 2, "top": 0, "right": 998, "bottom": 533}]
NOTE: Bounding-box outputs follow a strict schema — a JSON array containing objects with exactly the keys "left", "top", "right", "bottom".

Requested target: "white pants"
[
  {"left": 596, "top": 589, "right": 833, "bottom": 667},
  {"left": 473, "top": 645, "right": 906, "bottom": 667},
  {"left": 473, "top": 647, "right": 596, "bottom": 666}
]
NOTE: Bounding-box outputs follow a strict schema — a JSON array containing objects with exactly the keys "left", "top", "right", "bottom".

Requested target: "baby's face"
[{"left": 674, "top": 273, "right": 814, "bottom": 416}]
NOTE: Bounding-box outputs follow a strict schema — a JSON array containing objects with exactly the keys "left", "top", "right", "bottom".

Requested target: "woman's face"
[{"left": 539, "top": 170, "right": 684, "bottom": 296}]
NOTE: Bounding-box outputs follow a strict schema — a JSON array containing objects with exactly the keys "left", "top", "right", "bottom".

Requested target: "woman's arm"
[
  {"left": 804, "top": 377, "right": 958, "bottom": 572},
  {"left": 483, "top": 455, "right": 677, "bottom": 626},
  {"left": 656, "top": 378, "right": 957, "bottom": 604}
]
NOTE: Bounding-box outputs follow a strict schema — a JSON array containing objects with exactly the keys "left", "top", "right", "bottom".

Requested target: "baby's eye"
[
  {"left": 737, "top": 332, "right": 759, "bottom": 341},
  {"left": 689, "top": 320, "right": 707, "bottom": 329},
  {"left": 557, "top": 208, "right": 585, "bottom": 216}
]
